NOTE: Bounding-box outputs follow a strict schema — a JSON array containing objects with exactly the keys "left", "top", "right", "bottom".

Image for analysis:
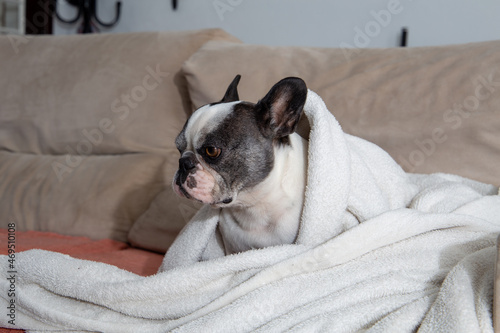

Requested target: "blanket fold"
[{"left": 1, "top": 90, "right": 500, "bottom": 333}]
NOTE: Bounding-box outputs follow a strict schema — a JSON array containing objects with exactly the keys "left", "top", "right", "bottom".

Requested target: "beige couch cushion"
[
  {"left": 0, "top": 151, "right": 167, "bottom": 242},
  {"left": 0, "top": 29, "right": 239, "bottom": 155},
  {"left": 128, "top": 189, "right": 202, "bottom": 253},
  {"left": 0, "top": 30, "right": 240, "bottom": 246},
  {"left": 182, "top": 40, "right": 500, "bottom": 186}
]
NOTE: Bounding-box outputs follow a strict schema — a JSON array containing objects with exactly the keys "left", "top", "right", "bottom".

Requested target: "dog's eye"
[{"left": 205, "top": 147, "right": 221, "bottom": 159}]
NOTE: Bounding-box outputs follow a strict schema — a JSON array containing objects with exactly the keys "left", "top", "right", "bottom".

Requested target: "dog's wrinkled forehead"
[{"left": 176, "top": 101, "right": 240, "bottom": 152}]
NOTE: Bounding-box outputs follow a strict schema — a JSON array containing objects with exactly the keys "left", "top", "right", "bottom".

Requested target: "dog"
[{"left": 173, "top": 75, "right": 308, "bottom": 254}]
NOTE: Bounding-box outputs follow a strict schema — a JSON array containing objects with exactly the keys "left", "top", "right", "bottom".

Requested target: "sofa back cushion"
[
  {"left": 0, "top": 151, "right": 166, "bottom": 242},
  {"left": 0, "top": 29, "right": 239, "bottom": 155},
  {"left": 182, "top": 40, "right": 500, "bottom": 187}
]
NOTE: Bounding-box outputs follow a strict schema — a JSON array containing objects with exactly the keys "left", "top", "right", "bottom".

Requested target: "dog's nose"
[{"left": 179, "top": 152, "right": 197, "bottom": 174}]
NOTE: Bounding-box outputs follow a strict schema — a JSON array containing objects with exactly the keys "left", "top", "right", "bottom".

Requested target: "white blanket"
[{"left": 2, "top": 90, "right": 500, "bottom": 333}]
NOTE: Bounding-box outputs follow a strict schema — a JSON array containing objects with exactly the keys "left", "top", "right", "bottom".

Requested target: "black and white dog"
[{"left": 173, "top": 75, "right": 308, "bottom": 254}]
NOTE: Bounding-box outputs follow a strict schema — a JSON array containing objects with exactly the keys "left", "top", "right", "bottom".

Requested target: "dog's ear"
[
  {"left": 255, "top": 77, "right": 307, "bottom": 139},
  {"left": 219, "top": 74, "right": 241, "bottom": 103}
]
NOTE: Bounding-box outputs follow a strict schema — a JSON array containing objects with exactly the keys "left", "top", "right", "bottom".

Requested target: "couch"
[{"left": 1, "top": 29, "right": 499, "bottom": 332}]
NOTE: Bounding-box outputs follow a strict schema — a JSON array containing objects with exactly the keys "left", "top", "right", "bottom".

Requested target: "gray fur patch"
[{"left": 199, "top": 102, "right": 275, "bottom": 192}]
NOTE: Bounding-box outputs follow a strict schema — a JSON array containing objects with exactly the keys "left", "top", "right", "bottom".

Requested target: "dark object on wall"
[
  {"left": 52, "top": 0, "right": 121, "bottom": 33},
  {"left": 26, "top": 0, "right": 53, "bottom": 34},
  {"left": 172, "top": 0, "right": 177, "bottom": 10},
  {"left": 400, "top": 27, "right": 408, "bottom": 47}
]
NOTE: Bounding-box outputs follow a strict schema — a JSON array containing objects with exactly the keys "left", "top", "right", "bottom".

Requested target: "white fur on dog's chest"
[
  {"left": 219, "top": 194, "right": 302, "bottom": 253},
  {"left": 218, "top": 133, "right": 307, "bottom": 254}
]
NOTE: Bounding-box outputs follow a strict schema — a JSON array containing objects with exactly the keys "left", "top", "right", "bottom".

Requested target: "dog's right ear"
[
  {"left": 219, "top": 74, "right": 241, "bottom": 103},
  {"left": 255, "top": 77, "right": 307, "bottom": 140}
]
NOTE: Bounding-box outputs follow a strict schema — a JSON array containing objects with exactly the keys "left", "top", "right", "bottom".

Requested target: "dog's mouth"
[
  {"left": 176, "top": 184, "right": 192, "bottom": 199},
  {"left": 174, "top": 170, "right": 234, "bottom": 206},
  {"left": 175, "top": 180, "right": 233, "bottom": 207},
  {"left": 173, "top": 176, "right": 193, "bottom": 200},
  {"left": 212, "top": 197, "right": 233, "bottom": 206}
]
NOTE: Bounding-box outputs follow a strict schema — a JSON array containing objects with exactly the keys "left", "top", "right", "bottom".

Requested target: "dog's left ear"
[
  {"left": 219, "top": 74, "right": 241, "bottom": 103},
  {"left": 256, "top": 77, "right": 307, "bottom": 139}
]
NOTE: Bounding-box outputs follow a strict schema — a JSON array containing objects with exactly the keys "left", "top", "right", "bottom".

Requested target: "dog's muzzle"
[{"left": 174, "top": 151, "right": 223, "bottom": 205}]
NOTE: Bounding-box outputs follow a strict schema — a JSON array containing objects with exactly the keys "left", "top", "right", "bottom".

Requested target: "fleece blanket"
[{"left": 2, "top": 90, "right": 500, "bottom": 333}]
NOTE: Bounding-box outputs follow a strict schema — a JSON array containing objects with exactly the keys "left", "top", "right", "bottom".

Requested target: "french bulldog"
[{"left": 173, "top": 75, "right": 308, "bottom": 254}]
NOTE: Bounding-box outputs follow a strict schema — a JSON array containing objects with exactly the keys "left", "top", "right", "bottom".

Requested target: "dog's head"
[{"left": 173, "top": 75, "right": 307, "bottom": 207}]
